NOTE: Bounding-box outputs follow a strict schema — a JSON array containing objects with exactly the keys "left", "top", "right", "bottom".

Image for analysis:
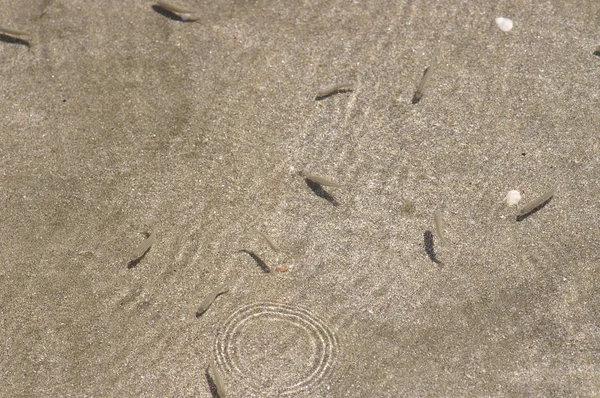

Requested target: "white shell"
[
  {"left": 495, "top": 17, "right": 514, "bottom": 32},
  {"left": 504, "top": 190, "right": 522, "bottom": 206}
]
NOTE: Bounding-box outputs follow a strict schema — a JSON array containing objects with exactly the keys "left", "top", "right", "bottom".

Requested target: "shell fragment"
[{"left": 495, "top": 17, "right": 514, "bottom": 32}]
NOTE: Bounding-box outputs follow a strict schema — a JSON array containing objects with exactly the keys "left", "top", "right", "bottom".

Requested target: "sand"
[{"left": 1, "top": 0, "right": 599, "bottom": 396}]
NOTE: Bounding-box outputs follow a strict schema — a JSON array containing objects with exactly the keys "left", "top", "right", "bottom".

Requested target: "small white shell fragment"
[
  {"left": 495, "top": 17, "right": 513, "bottom": 32},
  {"left": 504, "top": 190, "right": 522, "bottom": 206}
]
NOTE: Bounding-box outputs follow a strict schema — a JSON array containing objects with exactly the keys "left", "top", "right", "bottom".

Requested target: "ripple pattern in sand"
[{"left": 214, "top": 302, "right": 338, "bottom": 396}]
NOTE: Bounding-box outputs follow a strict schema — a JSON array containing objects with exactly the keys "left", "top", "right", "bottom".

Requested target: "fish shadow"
[
  {"left": 305, "top": 179, "right": 339, "bottom": 206},
  {"left": 239, "top": 250, "right": 271, "bottom": 273},
  {"left": 424, "top": 231, "right": 443, "bottom": 266},
  {"left": 0, "top": 34, "right": 30, "bottom": 47},
  {"left": 205, "top": 367, "right": 220, "bottom": 398}
]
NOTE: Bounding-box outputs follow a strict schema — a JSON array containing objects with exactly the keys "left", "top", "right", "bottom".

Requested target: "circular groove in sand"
[{"left": 215, "top": 302, "right": 338, "bottom": 396}]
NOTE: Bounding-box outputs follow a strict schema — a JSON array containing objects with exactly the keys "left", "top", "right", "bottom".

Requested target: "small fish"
[
  {"left": 412, "top": 66, "right": 433, "bottom": 104},
  {"left": 315, "top": 83, "right": 354, "bottom": 100},
  {"left": 517, "top": 187, "right": 556, "bottom": 217},
  {"left": 127, "top": 232, "right": 156, "bottom": 267},
  {"left": 0, "top": 26, "right": 31, "bottom": 43},
  {"left": 155, "top": 0, "right": 197, "bottom": 21},
  {"left": 434, "top": 210, "right": 446, "bottom": 244},
  {"left": 196, "top": 283, "right": 229, "bottom": 317},
  {"left": 299, "top": 170, "right": 341, "bottom": 188},
  {"left": 256, "top": 230, "right": 279, "bottom": 252},
  {"left": 209, "top": 361, "right": 228, "bottom": 398}
]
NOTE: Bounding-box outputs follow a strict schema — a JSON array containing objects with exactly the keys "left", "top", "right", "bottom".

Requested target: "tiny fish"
[
  {"left": 256, "top": 230, "right": 279, "bottom": 252},
  {"left": 434, "top": 210, "right": 446, "bottom": 244},
  {"left": 156, "top": 0, "right": 197, "bottom": 21},
  {"left": 196, "top": 283, "right": 229, "bottom": 317},
  {"left": 209, "top": 361, "right": 228, "bottom": 398},
  {"left": 0, "top": 26, "right": 31, "bottom": 42},
  {"left": 518, "top": 187, "right": 557, "bottom": 217},
  {"left": 299, "top": 170, "right": 341, "bottom": 188},
  {"left": 315, "top": 83, "right": 354, "bottom": 100},
  {"left": 127, "top": 232, "right": 156, "bottom": 267},
  {"left": 412, "top": 66, "right": 433, "bottom": 104}
]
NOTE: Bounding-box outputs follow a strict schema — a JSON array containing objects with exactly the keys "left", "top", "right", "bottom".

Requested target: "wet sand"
[{"left": 1, "top": 0, "right": 599, "bottom": 396}]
